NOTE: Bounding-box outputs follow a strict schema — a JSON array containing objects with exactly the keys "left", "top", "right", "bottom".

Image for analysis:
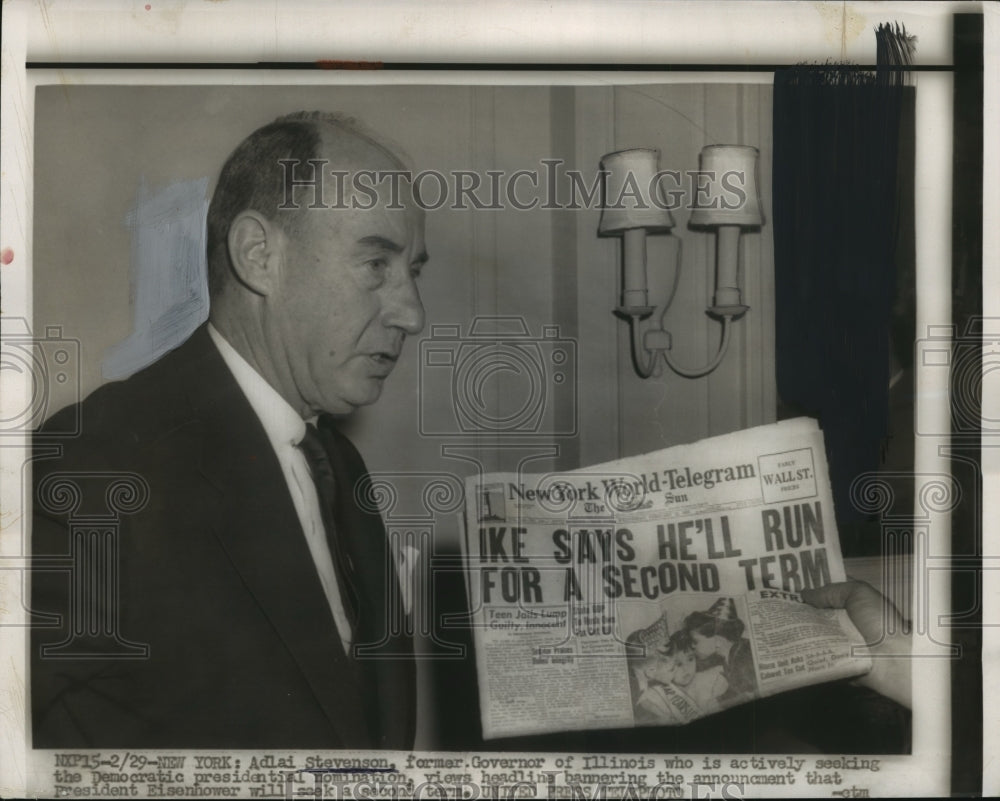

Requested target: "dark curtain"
[{"left": 772, "top": 28, "right": 912, "bottom": 530}]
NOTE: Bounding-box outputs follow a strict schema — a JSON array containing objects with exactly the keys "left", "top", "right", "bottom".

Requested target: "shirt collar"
[{"left": 207, "top": 323, "right": 307, "bottom": 450}]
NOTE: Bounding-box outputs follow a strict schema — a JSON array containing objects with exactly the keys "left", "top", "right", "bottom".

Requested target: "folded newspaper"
[{"left": 461, "top": 418, "right": 872, "bottom": 739}]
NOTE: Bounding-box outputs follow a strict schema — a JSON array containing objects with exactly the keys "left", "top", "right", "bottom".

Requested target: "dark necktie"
[{"left": 298, "top": 422, "right": 361, "bottom": 643}]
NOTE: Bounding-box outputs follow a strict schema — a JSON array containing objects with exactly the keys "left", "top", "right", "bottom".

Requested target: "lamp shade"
[
  {"left": 688, "top": 145, "right": 763, "bottom": 228},
  {"left": 598, "top": 148, "right": 676, "bottom": 235}
]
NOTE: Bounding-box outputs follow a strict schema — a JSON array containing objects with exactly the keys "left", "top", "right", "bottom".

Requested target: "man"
[{"left": 31, "top": 112, "right": 425, "bottom": 748}]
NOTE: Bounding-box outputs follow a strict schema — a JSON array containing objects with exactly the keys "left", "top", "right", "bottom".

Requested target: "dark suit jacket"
[{"left": 31, "top": 325, "right": 415, "bottom": 749}]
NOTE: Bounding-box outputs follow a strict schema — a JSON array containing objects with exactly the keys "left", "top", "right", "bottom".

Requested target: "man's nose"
[{"left": 384, "top": 273, "right": 425, "bottom": 335}]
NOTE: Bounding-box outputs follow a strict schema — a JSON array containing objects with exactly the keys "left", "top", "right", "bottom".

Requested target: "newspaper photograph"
[
  {"left": 0, "top": 1, "right": 993, "bottom": 799},
  {"left": 463, "top": 419, "right": 872, "bottom": 739}
]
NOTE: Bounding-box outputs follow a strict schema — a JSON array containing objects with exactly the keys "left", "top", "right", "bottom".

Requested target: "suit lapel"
[{"left": 179, "top": 326, "right": 373, "bottom": 747}]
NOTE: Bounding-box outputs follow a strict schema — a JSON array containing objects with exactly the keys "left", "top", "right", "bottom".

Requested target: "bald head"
[{"left": 205, "top": 111, "right": 408, "bottom": 298}]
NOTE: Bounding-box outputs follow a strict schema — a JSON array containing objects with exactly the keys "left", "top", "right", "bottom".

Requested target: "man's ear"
[{"left": 226, "top": 210, "right": 285, "bottom": 295}]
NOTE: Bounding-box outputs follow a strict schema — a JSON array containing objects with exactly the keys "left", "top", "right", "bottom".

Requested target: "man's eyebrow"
[
  {"left": 357, "top": 235, "right": 429, "bottom": 266},
  {"left": 357, "top": 235, "right": 403, "bottom": 253}
]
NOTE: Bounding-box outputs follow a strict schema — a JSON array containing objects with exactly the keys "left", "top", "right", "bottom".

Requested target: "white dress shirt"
[{"left": 207, "top": 323, "right": 353, "bottom": 651}]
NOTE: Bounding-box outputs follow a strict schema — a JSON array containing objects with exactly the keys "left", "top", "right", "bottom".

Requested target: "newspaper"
[{"left": 462, "top": 418, "right": 873, "bottom": 740}]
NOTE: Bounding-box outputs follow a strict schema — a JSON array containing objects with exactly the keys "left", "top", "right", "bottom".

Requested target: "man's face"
[{"left": 269, "top": 141, "right": 427, "bottom": 416}]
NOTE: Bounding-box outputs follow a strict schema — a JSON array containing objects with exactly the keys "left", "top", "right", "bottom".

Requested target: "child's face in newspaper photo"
[
  {"left": 646, "top": 655, "right": 677, "bottom": 686},
  {"left": 671, "top": 649, "right": 697, "bottom": 687}
]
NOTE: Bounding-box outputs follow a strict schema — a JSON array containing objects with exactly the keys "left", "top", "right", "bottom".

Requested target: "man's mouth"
[{"left": 368, "top": 351, "right": 400, "bottom": 374}]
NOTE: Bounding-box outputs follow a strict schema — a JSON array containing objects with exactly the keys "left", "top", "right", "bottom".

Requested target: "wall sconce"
[{"left": 599, "top": 145, "right": 764, "bottom": 379}]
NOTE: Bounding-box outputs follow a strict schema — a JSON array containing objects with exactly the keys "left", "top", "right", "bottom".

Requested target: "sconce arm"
[
  {"left": 628, "top": 322, "right": 660, "bottom": 379},
  {"left": 628, "top": 314, "right": 735, "bottom": 379},
  {"left": 660, "top": 315, "right": 734, "bottom": 378}
]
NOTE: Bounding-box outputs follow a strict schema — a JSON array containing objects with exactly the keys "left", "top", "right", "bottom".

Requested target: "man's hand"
[{"left": 802, "top": 580, "right": 912, "bottom": 709}]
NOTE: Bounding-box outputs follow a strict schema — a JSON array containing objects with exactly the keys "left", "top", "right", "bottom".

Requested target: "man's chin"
[{"left": 323, "top": 384, "right": 384, "bottom": 415}]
